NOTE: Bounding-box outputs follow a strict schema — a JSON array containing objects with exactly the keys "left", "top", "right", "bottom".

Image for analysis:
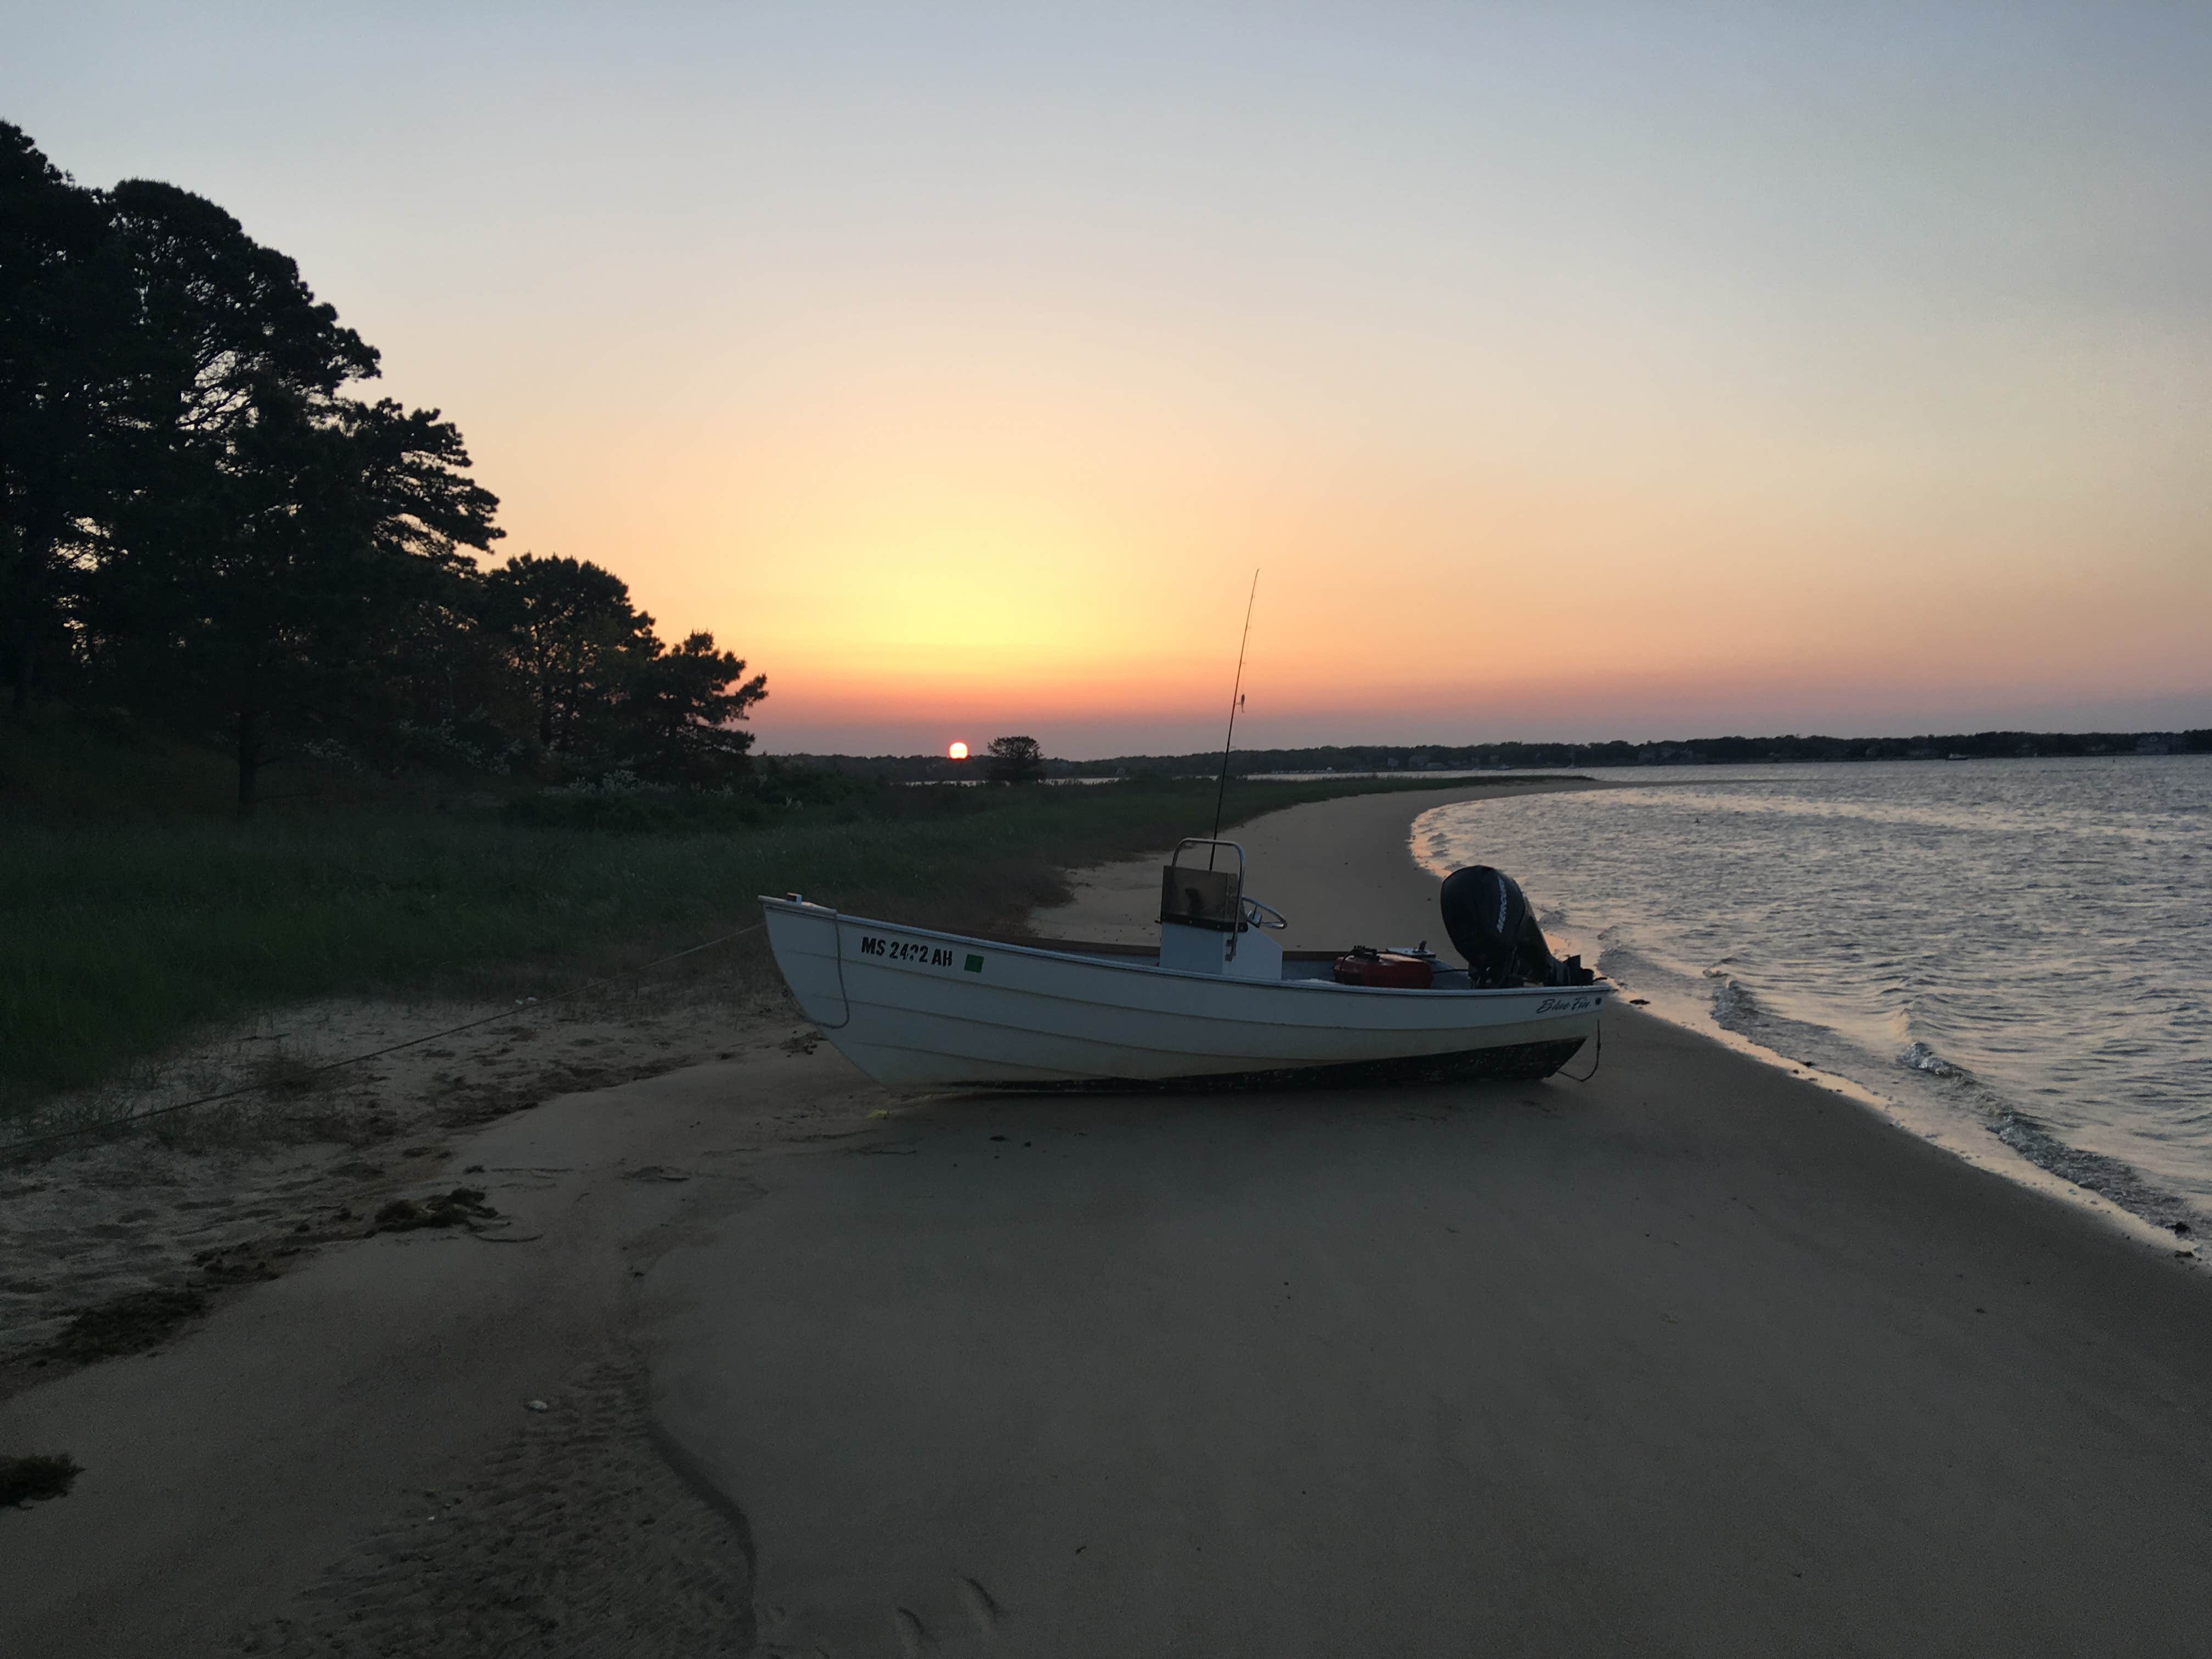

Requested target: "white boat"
[{"left": 761, "top": 839, "right": 1609, "bottom": 1091}]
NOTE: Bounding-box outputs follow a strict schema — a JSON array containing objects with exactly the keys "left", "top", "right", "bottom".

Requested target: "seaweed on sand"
[
  {"left": 371, "top": 1187, "right": 498, "bottom": 1232},
  {"left": 43, "top": 1286, "right": 209, "bottom": 1361},
  {"left": 1, "top": 1452, "right": 83, "bottom": 1504}
]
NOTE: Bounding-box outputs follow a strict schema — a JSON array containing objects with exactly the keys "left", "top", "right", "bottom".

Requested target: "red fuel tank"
[{"left": 1332, "top": 948, "right": 1434, "bottom": 989}]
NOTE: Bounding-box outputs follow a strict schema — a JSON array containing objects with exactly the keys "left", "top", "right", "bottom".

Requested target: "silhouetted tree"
[
  {"left": 326, "top": 397, "right": 506, "bottom": 754},
  {"left": 987, "top": 734, "right": 1044, "bottom": 783},
  {"left": 480, "top": 554, "right": 646, "bottom": 753},
  {"left": 479, "top": 556, "right": 767, "bottom": 782},
  {"left": 375, "top": 562, "right": 522, "bottom": 758},
  {"left": 100, "top": 391, "right": 499, "bottom": 803},
  {"left": 4, "top": 121, "right": 775, "bottom": 802},
  {"left": 0, "top": 123, "right": 134, "bottom": 713},
  {"left": 91, "top": 182, "right": 498, "bottom": 804},
  {"left": 616, "top": 630, "right": 767, "bottom": 784}
]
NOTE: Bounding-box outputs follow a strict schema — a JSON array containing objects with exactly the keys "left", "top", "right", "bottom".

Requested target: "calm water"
[{"left": 1414, "top": 758, "right": 2212, "bottom": 1227}]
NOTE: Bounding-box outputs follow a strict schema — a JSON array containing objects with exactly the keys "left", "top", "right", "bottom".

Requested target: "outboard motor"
[{"left": 1438, "top": 866, "right": 1595, "bottom": 989}]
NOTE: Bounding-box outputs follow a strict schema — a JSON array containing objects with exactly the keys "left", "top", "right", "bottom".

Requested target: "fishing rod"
[{"left": 1208, "top": 568, "right": 1260, "bottom": 865}]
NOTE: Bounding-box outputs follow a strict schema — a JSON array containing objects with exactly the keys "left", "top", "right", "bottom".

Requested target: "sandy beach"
[{"left": 5, "top": 781, "right": 2211, "bottom": 1656}]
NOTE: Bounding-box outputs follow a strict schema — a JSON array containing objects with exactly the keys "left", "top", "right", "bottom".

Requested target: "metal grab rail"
[{"left": 1169, "top": 837, "right": 1246, "bottom": 880}]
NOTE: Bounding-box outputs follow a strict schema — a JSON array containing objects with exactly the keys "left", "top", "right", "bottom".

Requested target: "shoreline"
[
  {"left": 1042, "top": 778, "right": 2205, "bottom": 1261},
  {"left": 5, "top": 778, "right": 2211, "bottom": 1654},
  {"left": 1402, "top": 786, "right": 2209, "bottom": 1256}
]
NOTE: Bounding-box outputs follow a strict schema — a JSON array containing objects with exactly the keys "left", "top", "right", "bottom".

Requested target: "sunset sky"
[{"left": 10, "top": 4, "right": 2208, "bottom": 755}]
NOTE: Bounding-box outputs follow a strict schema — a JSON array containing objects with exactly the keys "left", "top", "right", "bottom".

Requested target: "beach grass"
[{"left": 1, "top": 754, "right": 1539, "bottom": 1116}]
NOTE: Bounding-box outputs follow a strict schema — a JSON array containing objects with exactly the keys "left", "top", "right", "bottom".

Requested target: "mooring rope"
[
  {"left": 0, "top": 922, "right": 766, "bottom": 1156},
  {"left": 816, "top": 909, "right": 855, "bottom": 1030},
  {"left": 1561, "top": 1018, "right": 1604, "bottom": 1084}
]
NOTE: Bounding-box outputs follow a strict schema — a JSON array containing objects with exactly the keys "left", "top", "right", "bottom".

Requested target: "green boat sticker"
[{"left": 964, "top": 953, "right": 985, "bottom": 973}]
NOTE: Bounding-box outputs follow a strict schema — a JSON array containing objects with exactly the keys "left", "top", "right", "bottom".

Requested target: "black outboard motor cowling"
[{"left": 1438, "top": 865, "right": 1595, "bottom": 989}]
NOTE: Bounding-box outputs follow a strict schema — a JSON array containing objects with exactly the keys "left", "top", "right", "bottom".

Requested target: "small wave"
[
  {"left": 1898, "top": 1041, "right": 1963, "bottom": 1079},
  {"left": 1705, "top": 971, "right": 1756, "bottom": 1025},
  {"left": 1409, "top": 770, "right": 2212, "bottom": 1233},
  {"left": 1986, "top": 1106, "right": 2195, "bottom": 1231}
]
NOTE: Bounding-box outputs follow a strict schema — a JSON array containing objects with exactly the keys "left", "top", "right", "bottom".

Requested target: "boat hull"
[{"left": 761, "top": 898, "right": 1606, "bottom": 1090}]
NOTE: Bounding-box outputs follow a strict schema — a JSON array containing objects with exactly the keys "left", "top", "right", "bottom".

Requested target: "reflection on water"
[{"left": 1415, "top": 757, "right": 2212, "bottom": 1227}]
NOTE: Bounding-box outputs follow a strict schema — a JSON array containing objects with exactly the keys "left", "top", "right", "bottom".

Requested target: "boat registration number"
[{"left": 858, "top": 935, "right": 984, "bottom": 973}]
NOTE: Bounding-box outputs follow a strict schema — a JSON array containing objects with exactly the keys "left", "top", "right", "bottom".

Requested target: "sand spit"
[
  {"left": 652, "top": 782, "right": 2212, "bottom": 1655},
  {"left": 6, "top": 778, "right": 2212, "bottom": 1656}
]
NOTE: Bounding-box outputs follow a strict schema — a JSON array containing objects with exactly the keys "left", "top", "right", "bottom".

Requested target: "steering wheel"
[{"left": 1241, "top": 895, "right": 1289, "bottom": 930}]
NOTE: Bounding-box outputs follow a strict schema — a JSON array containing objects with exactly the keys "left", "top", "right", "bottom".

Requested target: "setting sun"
[{"left": 947, "top": 741, "right": 969, "bottom": 761}]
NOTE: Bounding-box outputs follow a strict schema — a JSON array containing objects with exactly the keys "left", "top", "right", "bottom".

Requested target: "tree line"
[
  {"left": 791, "top": 727, "right": 2212, "bottom": 783},
  {"left": 1, "top": 122, "right": 764, "bottom": 804},
  {"left": 1064, "top": 730, "right": 2212, "bottom": 775}
]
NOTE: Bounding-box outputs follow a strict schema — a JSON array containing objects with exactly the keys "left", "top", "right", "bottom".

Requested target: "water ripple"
[{"left": 1415, "top": 755, "right": 2212, "bottom": 1228}]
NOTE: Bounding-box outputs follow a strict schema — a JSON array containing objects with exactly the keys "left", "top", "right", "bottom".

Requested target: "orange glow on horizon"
[
  {"left": 948, "top": 741, "right": 969, "bottom": 760},
  {"left": 12, "top": 12, "right": 2202, "bottom": 758}
]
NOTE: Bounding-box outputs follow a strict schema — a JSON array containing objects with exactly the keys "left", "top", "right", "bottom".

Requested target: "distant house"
[{"left": 2136, "top": 734, "right": 2176, "bottom": 755}]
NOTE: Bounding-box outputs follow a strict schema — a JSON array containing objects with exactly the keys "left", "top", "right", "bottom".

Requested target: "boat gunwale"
[{"left": 759, "top": 897, "right": 1612, "bottom": 1004}]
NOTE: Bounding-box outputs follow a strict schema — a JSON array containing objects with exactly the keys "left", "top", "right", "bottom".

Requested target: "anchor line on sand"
[
  {"left": 0, "top": 923, "right": 767, "bottom": 1157},
  {"left": 1560, "top": 1019, "right": 1602, "bottom": 1083}
]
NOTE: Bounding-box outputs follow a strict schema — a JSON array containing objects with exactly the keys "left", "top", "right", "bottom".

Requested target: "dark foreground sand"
[{"left": 5, "top": 783, "right": 2210, "bottom": 1656}]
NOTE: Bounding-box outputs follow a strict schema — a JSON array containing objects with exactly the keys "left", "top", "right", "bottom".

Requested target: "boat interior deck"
[{"left": 992, "top": 933, "right": 1475, "bottom": 989}]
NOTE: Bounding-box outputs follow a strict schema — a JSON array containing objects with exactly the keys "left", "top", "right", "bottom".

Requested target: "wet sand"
[{"left": 5, "top": 782, "right": 2211, "bottom": 1655}]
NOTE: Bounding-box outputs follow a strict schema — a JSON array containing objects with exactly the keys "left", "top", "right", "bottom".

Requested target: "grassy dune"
[{"left": 1, "top": 739, "right": 1539, "bottom": 1114}]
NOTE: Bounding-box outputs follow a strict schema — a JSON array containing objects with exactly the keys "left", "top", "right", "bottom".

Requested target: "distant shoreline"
[{"left": 772, "top": 729, "right": 2212, "bottom": 781}]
